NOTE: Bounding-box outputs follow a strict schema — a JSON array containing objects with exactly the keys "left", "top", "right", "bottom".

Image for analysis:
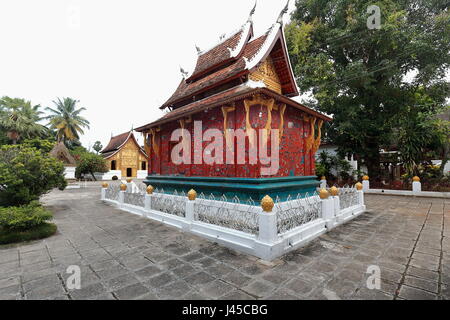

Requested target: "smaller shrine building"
[
  {"left": 99, "top": 131, "right": 148, "bottom": 180},
  {"left": 49, "top": 141, "right": 77, "bottom": 180}
]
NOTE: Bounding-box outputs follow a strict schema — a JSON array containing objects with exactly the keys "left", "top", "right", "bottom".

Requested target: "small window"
[
  {"left": 141, "top": 161, "right": 147, "bottom": 170},
  {"left": 111, "top": 160, "right": 116, "bottom": 170}
]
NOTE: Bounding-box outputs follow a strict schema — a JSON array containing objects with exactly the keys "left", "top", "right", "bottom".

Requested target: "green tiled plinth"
[{"left": 144, "top": 175, "right": 319, "bottom": 202}]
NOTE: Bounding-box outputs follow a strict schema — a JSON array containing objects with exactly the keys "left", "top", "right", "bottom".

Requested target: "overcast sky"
[{"left": 0, "top": 0, "right": 296, "bottom": 149}]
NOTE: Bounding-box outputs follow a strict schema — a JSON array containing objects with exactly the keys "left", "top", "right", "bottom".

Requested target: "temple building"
[
  {"left": 98, "top": 131, "right": 148, "bottom": 180},
  {"left": 49, "top": 141, "right": 77, "bottom": 180},
  {"left": 136, "top": 2, "right": 331, "bottom": 200}
]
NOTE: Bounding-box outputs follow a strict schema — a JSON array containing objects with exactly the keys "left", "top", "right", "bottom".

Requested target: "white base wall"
[
  {"left": 94, "top": 170, "right": 122, "bottom": 181},
  {"left": 137, "top": 170, "right": 147, "bottom": 179},
  {"left": 365, "top": 188, "right": 450, "bottom": 198},
  {"left": 102, "top": 190, "right": 366, "bottom": 261},
  {"left": 64, "top": 167, "right": 76, "bottom": 180}
]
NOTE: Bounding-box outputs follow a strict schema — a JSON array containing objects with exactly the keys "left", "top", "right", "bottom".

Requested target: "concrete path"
[{"left": 1, "top": 185, "right": 449, "bottom": 300}]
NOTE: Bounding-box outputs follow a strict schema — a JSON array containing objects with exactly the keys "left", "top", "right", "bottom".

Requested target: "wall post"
[
  {"left": 184, "top": 189, "right": 197, "bottom": 231},
  {"left": 362, "top": 175, "right": 370, "bottom": 192},
  {"left": 412, "top": 176, "right": 421, "bottom": 194},
  {"left": 101, "top": 183, "right": 108, "bottom": 201},
  {"left": 320, "top": 176, "right": 327, "bottom": 189},
  {"left": 319, "top": 189, "right": 334, "bottom": 229}
]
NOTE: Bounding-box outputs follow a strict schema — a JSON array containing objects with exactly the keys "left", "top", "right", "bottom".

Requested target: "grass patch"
[{"left": 0, "top": 223, "right": 57, "bottom": 245}]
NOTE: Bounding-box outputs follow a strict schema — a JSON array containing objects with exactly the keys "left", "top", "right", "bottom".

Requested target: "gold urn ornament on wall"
[
  {"left": 330, "top": 186, "right": 339, "bottom": 197},
  {"left": 146, "top": 185, "right": 154, "bottom": 194},
  {"left": 261, "top": 195, "right": 274, "bottom": 212},
  {"left": 319, "top": 188, "right": 329, "bottom": 200},
  {"left": 187, "top": 189, "right": 197, "bottom": 201}
]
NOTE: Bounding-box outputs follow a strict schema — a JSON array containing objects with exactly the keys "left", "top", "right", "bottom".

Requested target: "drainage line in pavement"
[{"left": 393, "top": 201, "right": 431, "bottom": 300}]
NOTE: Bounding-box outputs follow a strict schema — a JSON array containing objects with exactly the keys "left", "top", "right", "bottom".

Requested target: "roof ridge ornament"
[
  {"left": 195, "top": 44, "right": 202, "bottom": 55},
  {"left": 180, "top": 66, "right": 189, "bottom": 79},
  {"left": 277, "top": 0, "right": 290, "bottom": 24},
  {"left": 247, "top": 0, "right": 257, "bottom": 23}
]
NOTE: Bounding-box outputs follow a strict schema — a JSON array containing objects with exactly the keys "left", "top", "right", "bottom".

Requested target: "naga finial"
[
  {"left": 248, "top": 0, "right": 257, "bottom": 22},
  {"left": 195, "top": 44, "right": 202, "bottom": 54},
  {"left": 180, "top": 66, "right": 188, "bottom": 79},
  {"left": 277, "top": 0, "right": 290, "bottom": 24}
]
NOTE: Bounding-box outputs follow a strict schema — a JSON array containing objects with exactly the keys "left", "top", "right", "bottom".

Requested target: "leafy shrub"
[
  {"left": 0, "top": 222, "right": 57, "bottom": 245},
  {"left": 0, "top": 201, "right": 53, "bottom": 231},
  {"left": 75, "top": 152, "right": 108, "bottom": 180},
  {"left": 21, "top": 138, "right": 55, "bottom": 153},
  {"left": 0, "top": 145, "right": 67, "bottom": 206},
  {"left": 315, "top": 151, "right": 353, "bottom": 181}
]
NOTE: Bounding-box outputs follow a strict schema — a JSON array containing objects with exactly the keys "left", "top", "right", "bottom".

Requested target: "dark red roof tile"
[
  {"left": 100, "top": 132, "right": 131, "bottom": 153},
  {"left": 161, "top": 34, "right": 267, "bottom": 109},
  {"left": 189, "top": 29, "right": 246, "bottom": 80}
]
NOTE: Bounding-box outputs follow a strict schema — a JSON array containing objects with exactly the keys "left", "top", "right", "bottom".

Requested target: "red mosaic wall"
[{"left": 148, "top": 98, "right": 316, "bottom": 178}]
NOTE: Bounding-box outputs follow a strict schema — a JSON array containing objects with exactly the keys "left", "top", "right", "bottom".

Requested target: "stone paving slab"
[{"left": 0, "top": 185, "right": 449, "bottom": 300}]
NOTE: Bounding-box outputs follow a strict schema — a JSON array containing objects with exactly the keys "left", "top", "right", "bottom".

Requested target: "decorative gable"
[{"left": 249, "top": 56, "right": 282, "bottom": 94}]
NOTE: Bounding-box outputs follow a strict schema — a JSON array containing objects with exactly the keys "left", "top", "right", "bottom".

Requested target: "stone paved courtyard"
[{"left": 1, "top": 184, "right": 449, "bottom": 300}]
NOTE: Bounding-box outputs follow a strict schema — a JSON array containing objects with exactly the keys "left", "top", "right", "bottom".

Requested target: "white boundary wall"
[
  {"left": 101, "top": 188, "right": 366, "bottom": 261},
  {"left": 94, "top": 170, "right": 122, "bottom": 181},
  {"left": 64, "top": 166, "right": 76, "bottom": 179},
  {"left": 362, "top": 179, "right": 450, "bottom": 198}
]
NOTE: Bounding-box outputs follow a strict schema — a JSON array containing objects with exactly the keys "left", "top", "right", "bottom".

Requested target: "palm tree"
[
  {"left": 0, "top": 97, "right": 46, "bottom": 144},
  {"left": 45, "top": 98, "right": 90, "bottom": 143}
]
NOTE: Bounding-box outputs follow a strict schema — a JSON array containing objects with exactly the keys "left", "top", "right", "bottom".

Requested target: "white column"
[
  {"left": 184, "top": 199, "right": 195, "bottom": 232},
  {"left": 357, "top": 190, "right": 364, "bottom": 206},
  {"left": 126, "top": 183, "right": 133, "bottom": 193},
  {"left": 144, "top": 194, "right": 152, "bottom": 211},
  {"left": 101, "top": 188, "right": 106, "bottom": 200},
  {"left": 412, "top": 181, "right": 421, "bottom": 193},
  {"left": 321, "top": 198, "right": 335, "bottom": 229},
  {"left": 332, "top": 195, "right": 340, "bottom": 217},
  {"left": 320, "top": 179, "right": 327, "bottom": 189},
  {"left": 118, "top": 191, "right": 125, "bottom": 207},
  {"left": 362, "top": 180, "right": 370, "bottom": 192},
  {"left": 257, "top": 207, "right": 278, "bottom": 244}
]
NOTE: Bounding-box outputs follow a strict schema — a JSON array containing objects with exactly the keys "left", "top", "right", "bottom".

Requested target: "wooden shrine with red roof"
[{"left": 136, "top": 2, "right": 331, "bottom": 200}]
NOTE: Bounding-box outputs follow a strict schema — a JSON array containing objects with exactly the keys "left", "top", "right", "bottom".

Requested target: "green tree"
[
  {"left": 45, "top": 97, "right": 90, "bottom": 143},
  {"left": 75, "top": 152, "right": 108, "bottom": 180},
  {"left": 92, "top": 141, "right": 103, "bottom": 154},
  {"left": 21, "top": 138, "right": 56, "bottom": 153},
  {"left": 286, "top": 0, "right": 450, "bottom": 177},
  {"left": 0, "top": 145, "right": 67, "bottom": 206},
  {"left": 0, "top": 97, "right": 47, "bottom": 144}
]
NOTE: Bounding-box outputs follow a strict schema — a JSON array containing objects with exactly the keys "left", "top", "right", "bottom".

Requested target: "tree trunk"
[
  {"left": 439, "top": 144, "right": 449, "bottom": 178},
  {"left": 365, "top": 150, "right": 381, "bottom": 179},
  {"left": 90, "top": 171, "right": 97, "bottom": 181}
]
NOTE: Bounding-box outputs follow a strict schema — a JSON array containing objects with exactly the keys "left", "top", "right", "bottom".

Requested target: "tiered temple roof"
[{"left": 136, "top": 1, "right": 330, "bottom": 133}]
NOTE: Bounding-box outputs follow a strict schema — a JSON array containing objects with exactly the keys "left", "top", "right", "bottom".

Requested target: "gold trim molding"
[{"left": 221, "top": 104, "right": 236, "bottom": 149}]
